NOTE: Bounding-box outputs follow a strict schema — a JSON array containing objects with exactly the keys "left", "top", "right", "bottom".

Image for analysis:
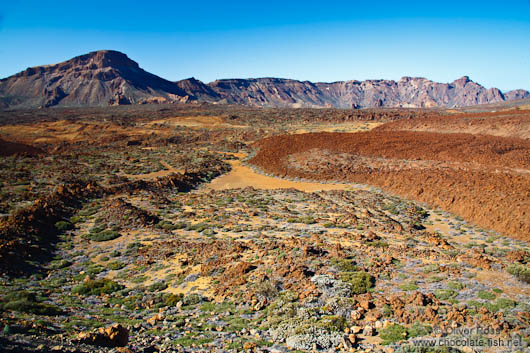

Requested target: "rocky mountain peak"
[
  {"left": 453, "top": 76, "right": 472, "bottom": 86},
  {"left": 72, "top": 50, "right": 140, "bottom": 70}
]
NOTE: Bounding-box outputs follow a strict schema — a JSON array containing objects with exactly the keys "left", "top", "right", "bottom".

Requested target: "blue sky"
[{"left": 1, "top": 0, "right": 529, "bottom": 91}]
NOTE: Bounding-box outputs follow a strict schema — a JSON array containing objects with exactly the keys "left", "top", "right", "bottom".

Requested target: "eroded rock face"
[
  {"left": 1, "top": 50, "right": 528, "bottom": 108},
  {"left": 206, "top": 76, "right": 529, "bottom": 108}
]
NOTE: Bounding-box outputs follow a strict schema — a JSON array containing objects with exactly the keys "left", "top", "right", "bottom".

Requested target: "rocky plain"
[{"left": 0, "top": 100, "right": 529, "bottom": 353}]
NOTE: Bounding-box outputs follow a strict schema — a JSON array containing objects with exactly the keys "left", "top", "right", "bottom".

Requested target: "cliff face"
[
  {"left": 1, "top": 51, "right": 528, "bottom": 109},
  {"left": 206, "top": 76, "right": 520, "bottom": 108}
]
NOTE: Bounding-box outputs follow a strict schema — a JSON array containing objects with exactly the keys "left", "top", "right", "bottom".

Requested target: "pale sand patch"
[
  {"left": 473, "top": 270, "right": 528, "bottom": 297},
  {"left": 204, "top": 158, "right": 365, "bottom": 192},
  {"left": 143, "top": 115, "right": 247, "bottom": 129},
  {"left": 293, "top": 121, "right": 383, "bottom": 134}
]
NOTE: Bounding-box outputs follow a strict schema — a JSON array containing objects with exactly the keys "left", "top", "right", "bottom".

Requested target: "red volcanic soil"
[
  {"left": 250, "top": 131, "right": 530, "bottom": 241},
  {"left": 376, "top": 109, "right": 530, "bottom": 139},
  {"left": 0, "top": 138, "right": 43, "bottom": 156}
]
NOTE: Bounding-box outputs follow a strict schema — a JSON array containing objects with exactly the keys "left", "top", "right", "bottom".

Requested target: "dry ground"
[{"left": 0, "top": 104, "right": 529, "bottom": 353}]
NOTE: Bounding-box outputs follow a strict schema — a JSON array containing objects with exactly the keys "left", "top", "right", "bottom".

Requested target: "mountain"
[
  {"left": 0, "top": 50, "right": 191, "bottom": 108},
  {"left": 206, "top": 76, "right": 529, "bottom": 108},
  {"left": 1, "top": 50, "right": 529, "bottom": 109}
]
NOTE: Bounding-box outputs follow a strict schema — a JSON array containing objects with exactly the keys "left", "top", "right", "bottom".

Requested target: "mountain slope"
[
  {"left": 206, "top": 76, "right": 529, "bottom": 108},
  {"left": 0, "top": 50, "right": 190, "bottom": 108},
  {"left": 1, "top": 50, "right": 528, "bottom": 109}
]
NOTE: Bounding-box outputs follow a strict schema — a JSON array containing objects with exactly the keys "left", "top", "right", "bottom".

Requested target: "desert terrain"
[{"left": 0, "top": 103, "right": 529, "bottom": 353}]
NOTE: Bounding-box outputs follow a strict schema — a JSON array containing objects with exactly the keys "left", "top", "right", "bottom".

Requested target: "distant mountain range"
[{"left": 1, "top": 50, "right": 528, "bottom": 109}]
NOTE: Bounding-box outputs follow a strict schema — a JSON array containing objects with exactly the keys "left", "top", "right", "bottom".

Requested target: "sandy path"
[{"left": 204, "top": 157, "right": 368, "bottom": 192}]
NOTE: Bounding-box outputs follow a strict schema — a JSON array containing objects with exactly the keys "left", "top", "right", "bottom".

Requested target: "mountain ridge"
[{"left": 1, "top": 50, "right": 528, "bottom": 109}]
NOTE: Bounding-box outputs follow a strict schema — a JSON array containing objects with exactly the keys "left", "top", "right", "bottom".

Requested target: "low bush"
[
  {"left": 434, "top": 289, "right": 456, "bottom": 301},
  {"left": 107, "top": 261, "right": 125, "bottom": 270},
  {"left": 506, "top": 264, "right": 530, "bottom": 284},
  {"left": 55, "top": 221, "right": 73, "bottom": 232},
  {"left": 407, "top": 323, "right": 432, "bottom": 338},
  {"left": 165, "top": 293, "right": 184, "bottom": 307},
  {"left": 72, "top": 279, "right": 123, "bottom": 296},
  {"left": 477, "top": 290, "right": 496, "bottom": 301},
  {"left": 399, "top": 281, "right": 419, "bottom": 291},
  {"left": 331, "top": 258, "right": 359, "bottom": 272},
  {"left": 89, "top": 229, "right": 121, "bottom": 242},
  {"left": 379, "top": 324, "right": 407, "bottom": 345},
  {"left": 1, "top": 291, "right": 62, "bottom": 316},
  {"left": 340, "top": 271, "right": 374, "bottom": 295},
  {"left": 148, "top": 281, "right": 168, "bottom": 292}
]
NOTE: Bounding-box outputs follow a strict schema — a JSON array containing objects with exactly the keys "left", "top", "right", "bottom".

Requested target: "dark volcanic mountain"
[
  {"left": 0, "top": 50, "right": 191, "bottom": 108},
  {"left": 1, "top": 50, "right": 528, "bottom": 109}
]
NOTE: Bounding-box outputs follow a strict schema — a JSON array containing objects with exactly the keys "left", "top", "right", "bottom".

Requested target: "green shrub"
[
  {"left": 506, "top": 264, "right": 530, "bottom": 284},
  {"left": 254, "top": 280, "right": 279, "bottom": 300},
  {"left": 69, "top": 216, "right": 83, "bottom": 224},
  {"left": 182, "top": 293, "right": 203, "bottom": 306},
  {"left": 423, "top": 264, "right": 440, "bottom": 273},
  {"left": 72, "top": 279, "right": 123, "bottom": 296},
  {"left": 86, "top": 263, "right": 104, "bottom": 276},
  {"left": 382, "top": 304, "right": 393, "bottom": 317},
  {"left": 300, "top": 216, "right": 316, "bottom": 224},
  {"left": 399, "top": 281, "right": 419, "bottom": 291},
  {"left": 89, "top": 229, "right": 121, "bottom": 242},
  {"left": 49, "top": 259, "right": 71, "bottom": 270},
  {"left": 186, "top": 222, "right": 211, "bottom": 232},
  {"left": 156, "top": 221, "right": 181, "bottom": 230},
  {"left": 165, "top": 293, "right": 184, "bottom": 307},
  {"left": 55, "top": 221, "right": 73, "bottom": 232},
  {"left": 379, "top": 324, "right": 407, "bottom": 345},
  {"left": 407, "top": 323, "right": 432, "bottom": 338},
  {"left": 477, "top": 291, "right": 496, "bottom": 301},
  {"left": 492, "top": 298, "right": 517, "bottom": 310},
  {"left": 1, "top": 291, "right": 62, "bottom": 316},
  {"left": 340, "top": 271, "right": 374, "bottom": 295},
  {"left": 107, "top": 261, "right": 125, "bottom": 270},
  {"left": 368, "top": 240, "right": 389, "bottom": 248},
  {"left": 317, "top": 315, "right": 347, "bottom": 332},
  {"left": 331, "top": 258, "right": 359, "bottom": 272},
  {"left": 110, "top": 250, "right": 121, "bottom": 257},
  {"left": 447, "top": 281, "right": 464, "bottom": 290},
  {"left": 434, "top": 289, "right": 456, "bottom": 301},
  {"left": 148, "top": 281, "right": 168, "bottom": 292}
]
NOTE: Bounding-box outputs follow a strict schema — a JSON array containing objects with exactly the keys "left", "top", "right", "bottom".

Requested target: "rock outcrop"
[{"left": 1, "top": 50, "right": 528, "bottom": 109}]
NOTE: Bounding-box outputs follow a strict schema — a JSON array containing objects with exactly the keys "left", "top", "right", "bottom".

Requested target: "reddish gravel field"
[
  {"left": 376, "top": 109, "right": 530, "bottom": 139},
  {"left": 250, "top": 131, "right": 530, "bottom": 241}
]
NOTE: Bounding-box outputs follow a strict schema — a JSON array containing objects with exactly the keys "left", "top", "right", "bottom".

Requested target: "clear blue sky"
[{"left": 1, "top": 0, "right": 529, "bottom": 91}]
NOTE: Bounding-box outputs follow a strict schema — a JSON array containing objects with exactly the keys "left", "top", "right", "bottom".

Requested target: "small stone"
[
  {"left": 243, "top": 341, "right": 257, "bottom": 350},
  {"left": 348, "top": 333, "right": 357, "bottom": 344},
  {"left": 351, "top": 326, "right": 362, "bottom": 334},
  {"left": 351, "top": 310, "right": 362, "bottom": 320},
  {"left": 363, "top": 325, "right": 374, "bottom": 336},
  {"left": 375, "top": 320, "right": 383, "bottom": 329}
]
